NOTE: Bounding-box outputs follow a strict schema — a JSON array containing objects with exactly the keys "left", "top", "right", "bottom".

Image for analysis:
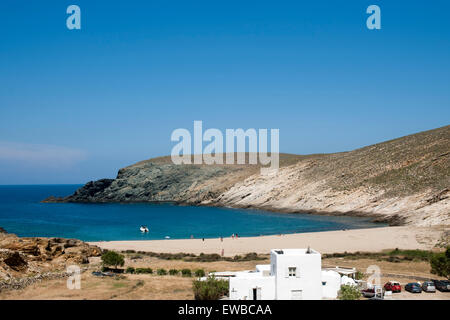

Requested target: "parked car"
[
  {"left": 384, "top": 281, "right": 401, "bottom": 293},
  {"left": 432, "top": 279, "right": 450, "bottom": 292},
  {"left": 421, "top": 281, "right": 436, "bottom": 293},
  {"left": 362, "top": 288, "right": 375, "bottom": 298},
  {"left": 405, "top": 283, "right": 422, "bottom": 293}
]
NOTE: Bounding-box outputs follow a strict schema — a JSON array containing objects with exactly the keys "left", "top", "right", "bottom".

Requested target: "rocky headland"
[{"left": 44, "top": 125, "right": 450, "bottom": 226}]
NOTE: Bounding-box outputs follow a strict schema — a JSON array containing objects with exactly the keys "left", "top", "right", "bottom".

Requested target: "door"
[
  {"left": 291, "top": 290, "right": 302, "bottom": 300},
  {"left": 251, "top": 287, "right": 262, "bottom": 300}
]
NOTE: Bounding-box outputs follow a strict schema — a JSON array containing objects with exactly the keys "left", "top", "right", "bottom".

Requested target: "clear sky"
[{"left": 0, "top": 0, "right": 449, "bottom": 184}]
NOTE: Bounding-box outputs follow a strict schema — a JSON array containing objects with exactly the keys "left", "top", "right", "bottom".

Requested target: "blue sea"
[{"left": 0, "top": 185, "right": 385, "bottom": 241}]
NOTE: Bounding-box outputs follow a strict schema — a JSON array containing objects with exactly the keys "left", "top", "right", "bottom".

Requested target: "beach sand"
[{"left": 90, "top": 226, "right": 446, "bottom": 256}]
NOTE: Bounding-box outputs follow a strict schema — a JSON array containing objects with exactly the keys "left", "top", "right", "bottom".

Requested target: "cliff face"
[
  {"left": 44, "top": 126, "right": 450, "bottom": 226},
  {"left": 45, "top": 161, "right": 261, "bottom": 203}
]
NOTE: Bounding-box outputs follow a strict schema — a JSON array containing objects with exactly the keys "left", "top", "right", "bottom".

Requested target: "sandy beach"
[{"left": 90, "top": 226, "right": 447, "bottom": 256}]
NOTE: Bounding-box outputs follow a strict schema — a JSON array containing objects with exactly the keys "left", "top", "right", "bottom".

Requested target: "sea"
[{"left": 0, "top": 185, "right": 385, "bottom": 241}]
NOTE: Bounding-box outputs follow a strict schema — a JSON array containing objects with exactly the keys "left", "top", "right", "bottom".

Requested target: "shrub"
[
  {"left": 101, "top": 251, "right": 125, "bottom": 269},
  {"left": 194, "top": 269, "right": 206, "bottom": 277},
  {"left": 134, "top": 280, "right": 144, "bottom": 287},
  {"left": 135, "top": 267, "right": 153, "bottom": 274},
  {"left": 338, "top": 285, "right": 361, "bottom": 300},
  {"left": 126, "top": 267, "right": 135, "bottom": 274},
  {"left": 157, "top": 268, "right": 167, "bottom": 275},
  {"left": 430, "top": 247, "right": 450, "bottom": 279},
  {"left": 193, "top": 276, "right": 229, "bottom": 300},
  {"left": 181, "top": 269, "right": 192, "bottom": 277},
  {"left": 388, "top": 248, "right": 433, "bottom": 261},
  {"left": 169, "top": 269, "right": 179, "bottom": 276},
  {"left": 355, "top": 271, "right": 364, "bottom": 280}
]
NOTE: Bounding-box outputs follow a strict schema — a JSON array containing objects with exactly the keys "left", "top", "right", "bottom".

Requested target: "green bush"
[
  {"left": 157, "top": 268, "right": 167, "bottom": 275},
  {"left": 338, "top": 285, "right": 361, "bottom": 300},
  {"left": 194, "top": 269, "right": 206, "bottom": 277},
  {"left": 430, "top": 247, "right": 450, "bottom": 279},
  {"left": 135, "top": 267, "right": 153, "bottom": 274},
  {"left": 388, "top": 248, "right": 434, "bottom": 261},
  {"left": 126, "top": 267, "right": 135, "bottom": 274},
  {"left": 193, "top": 276, "right": 229, "bottom": 300},
  {"left": 355, "top": 271, "right": 364, "bottom": 280},
  {"left": 181, "top": 269, "right": 192, "bottom": 277},
  {"left": 323, "top": 249, "right": 437, "bottom": 263},
  {"left": 101, "top": 251, "right": 125, "bottom": 269},
  {"left": 169, "top": 269, "right": 179, "bottom": 276}
]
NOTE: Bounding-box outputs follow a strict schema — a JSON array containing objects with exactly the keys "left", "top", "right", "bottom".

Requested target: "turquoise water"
[{"left": 0, "top": 185, "right": 385, "bottom": 241}]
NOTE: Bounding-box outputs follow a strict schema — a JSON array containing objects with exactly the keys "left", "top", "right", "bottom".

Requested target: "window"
[{"left": 288, "top": 267, "right": 297, "bottom": 277}]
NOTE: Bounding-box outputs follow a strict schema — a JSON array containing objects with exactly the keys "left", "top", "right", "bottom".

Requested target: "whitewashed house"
[
  {"left": 226, "top": 248, "right": 342, "bottom": 300},
  {"left": 321, "top": 270, "right": 342, "bottom": 299}
]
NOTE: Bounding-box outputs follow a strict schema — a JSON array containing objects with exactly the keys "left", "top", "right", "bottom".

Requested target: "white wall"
[
  {"left": 228, "top": 249, "right": 325, "bottom": 300},
  {"left": 321, "top": 270, "right": 341, "bottom": 299},
  {"left": 271, "top": 250, "right": 322, "bottom": 300},
  {"left": 229, "top": 275, "right": 275, "bottom": 300}
]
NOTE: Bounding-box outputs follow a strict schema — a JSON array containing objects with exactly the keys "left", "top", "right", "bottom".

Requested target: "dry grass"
[
  {"left": 0, "top": 255, "right": 268, "bottom": 300},
  {"left": 304, "top": 125, "right": 450, "bottom": 197},
  {"left": 324, "top": 257, "right": 434, "bottom": 278},
  {"left": 0, "top": 273, "right": 195, "bottom": 300}
]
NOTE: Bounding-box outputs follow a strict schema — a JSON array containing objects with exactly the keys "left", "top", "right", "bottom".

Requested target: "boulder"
[{"left": 3, "top": 252, "right": 27, "bottom": 271}]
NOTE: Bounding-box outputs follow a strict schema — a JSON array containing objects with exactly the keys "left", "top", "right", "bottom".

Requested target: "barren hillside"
[{"left": 44, "top": 125, "right": 450, "bottom": 226}]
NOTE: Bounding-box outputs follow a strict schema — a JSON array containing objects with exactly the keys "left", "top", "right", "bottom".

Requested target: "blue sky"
[{"left": 0, "top": 0, "right": 449, "bottom": 184}]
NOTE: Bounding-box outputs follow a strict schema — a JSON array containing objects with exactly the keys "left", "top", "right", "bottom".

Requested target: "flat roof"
[
  {"left": 255, "top": 264, "right": 271, "bottom": 271},
  {"left": 271, "top": 248, "right": 319, "bottom": 255},
  {"left": 323, "top": 266, "right": 356, "bottom": 275}
]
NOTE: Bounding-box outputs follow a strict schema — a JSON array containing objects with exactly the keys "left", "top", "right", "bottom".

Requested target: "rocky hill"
[
  {"left": 44, "top": 125, "right": 450, "bottom": 226},
  {"left": 0, "top": 232, "right": 101, "bottom": 282}
]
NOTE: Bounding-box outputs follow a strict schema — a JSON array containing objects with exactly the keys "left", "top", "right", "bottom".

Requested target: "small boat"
[
  {"left": 165, "top": 236, "right": 170, "bottom": 239},
  {"left": 140, "top": 225, "right": 149, "bottom": 233}
]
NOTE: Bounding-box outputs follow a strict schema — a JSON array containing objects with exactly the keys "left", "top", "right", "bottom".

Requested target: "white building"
[
  {"left": 226, "top": 248, "right": 342, "bottom": 300},
  {"left": 321, "top": 270, "right": 342, "bottom": 299}
]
